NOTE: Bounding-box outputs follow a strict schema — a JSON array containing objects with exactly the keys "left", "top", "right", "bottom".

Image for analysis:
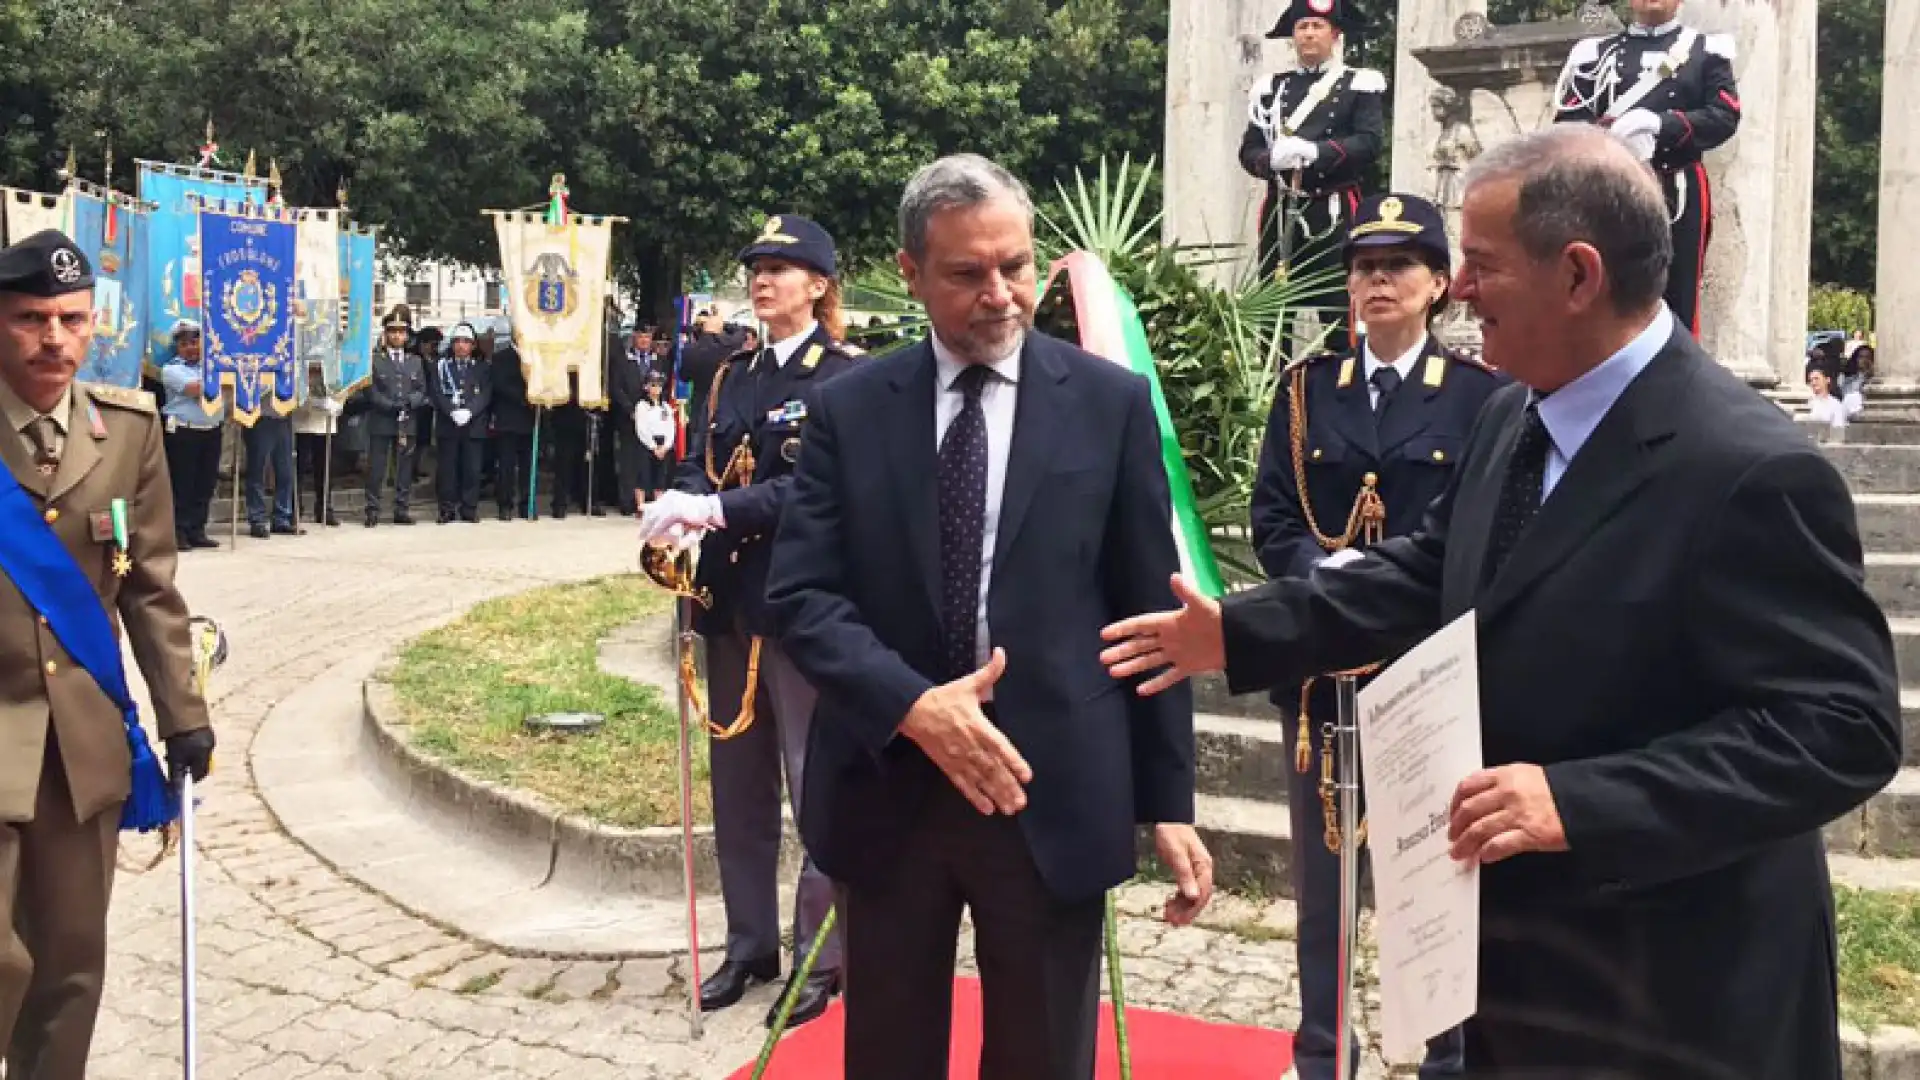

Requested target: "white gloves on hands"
[
  {"left": 1611, "top": 109, "right": 1661, "bottom": 140},
  {"left": 1269, "top": 136, "right": 1318, "bottom": 173},
  {"left": 639, "top": 490, "right": 725, "bottom": 548},
  {"left": 321, "top": 398, "right": 343, "bottom": 416},
  {"left": 1318, "top": 548, "right": 1367, "bottom": 571},
  {"left": 1622, "top": 132, "right": 1657, "bottom": 161},
  {"left": 450, "top": 408, "right": 472, "bottom": 427}
]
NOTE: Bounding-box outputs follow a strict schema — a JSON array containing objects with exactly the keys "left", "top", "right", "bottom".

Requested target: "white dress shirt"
[
  {"left": 1362, "top": 333, "right": 1427, "bottom": 409},
  {"left": 763, "top": 320, "right": 819, "bottom": 370},
  {"left": 1534, "top": 304, "right": 1673, "bottom": 499},
  {"left": 932, "top": 332, "right": 1022, "bottom": 684}
]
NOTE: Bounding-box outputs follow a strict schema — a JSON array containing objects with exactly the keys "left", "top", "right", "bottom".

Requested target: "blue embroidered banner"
[
  {"left": 200, "top": 210, "right": 297, "bottom": 426},
  {"left": 136, "top": 162, "right": 266, "bottom": 364},
  {"left": 67, "top": 189, "right": 148, "bottom": 389},
  {"left": 337, "top": 225, "right": 377, "bottom": 394}
]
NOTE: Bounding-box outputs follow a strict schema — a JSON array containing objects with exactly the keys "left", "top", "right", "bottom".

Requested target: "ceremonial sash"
[
  {"left": 0, "top": 462, "right": 176, "bottom": 832},
  {"left": 1284, "top": 62, "right": 1347, "bottom": 136},
  {"left": 1604, "top": 28, "right": 1698, "bottom": 119}
]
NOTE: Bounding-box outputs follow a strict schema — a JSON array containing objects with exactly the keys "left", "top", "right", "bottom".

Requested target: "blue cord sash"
[{"left": 0, "top": 461, "right": 177, "bottom": 832}]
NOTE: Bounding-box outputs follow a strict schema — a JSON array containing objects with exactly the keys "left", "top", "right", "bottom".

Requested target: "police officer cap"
[
  {"left": 171, "top": 318, "right": 202, "bottom": 339},
  {"left": 451, "top": 323, "right": 477, "bottom": 343},
  {"left": 1345, "top": 193, "right": 1450, "bottom": 268},
  {"left": 0, "top": 230, "right": 94, "bottom": 297},
  {"left": 382, "top": 311, "right": 410, "bottom": 331},
  {"left": 1268, "top": 0, "right": 1366, "bottom": 41},
  {"left": 737, "top": 215, "right": 837, "bottom": 278}
]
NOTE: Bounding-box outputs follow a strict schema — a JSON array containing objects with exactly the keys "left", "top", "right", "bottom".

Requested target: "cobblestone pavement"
[{"left": 85, "top": 519, "right": 1386, "bottom": 1079}]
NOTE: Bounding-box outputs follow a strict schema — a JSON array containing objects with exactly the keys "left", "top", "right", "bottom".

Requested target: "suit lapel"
[
  {"left": 992, "top": 336, "right": 1066, "bottom": 572},
  {"left": 888, "top": 344, "right": 942, "bottom": 618},
  {"left": 1475, "top": 334, "right": 1693, "bottom": 625},
  {"left": 48, "top": 391, "right": 101, "bottom": 504},
  {"left": 1377, "top": 339, "right": 1445, "bottom": 454}
]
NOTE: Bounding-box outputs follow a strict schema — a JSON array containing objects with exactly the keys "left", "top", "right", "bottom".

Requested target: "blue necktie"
[{"left": 938, "top": 365, "right": 991, "bottom": 680}]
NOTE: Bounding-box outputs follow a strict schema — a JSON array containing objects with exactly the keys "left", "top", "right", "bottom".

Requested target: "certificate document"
[{"left": 1356, "top": 610, "right": 1483, "bottom": 1061}]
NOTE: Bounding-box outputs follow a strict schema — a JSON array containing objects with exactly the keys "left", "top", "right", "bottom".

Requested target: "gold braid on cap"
[{"left": 1285, "top": 361, "right": 1386, "bottom": 854}]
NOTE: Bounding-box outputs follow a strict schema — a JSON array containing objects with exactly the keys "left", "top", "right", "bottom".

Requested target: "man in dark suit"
[
  {"left": 1100, "top": 125, "right": 1900, "bottom": 1080},
  {"left": 765, "top": 154, "right": 1215, "bottom": 1080}
]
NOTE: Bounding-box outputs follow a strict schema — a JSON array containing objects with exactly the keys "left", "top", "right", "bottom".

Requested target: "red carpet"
[{"left": 726, "top": 976, "right": 1293, "bottom": 1079}]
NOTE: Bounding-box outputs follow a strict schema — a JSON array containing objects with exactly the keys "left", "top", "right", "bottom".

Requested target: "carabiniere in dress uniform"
[
  {"left": 1248, "top": 194, "right": 1505, "bottom": 1080},
  {"left": 1553, "top": 0, "right": 1740, "bottom": 338},
  {"left": 1240, "top": 0, "right": 1385, "bottom": 346}
]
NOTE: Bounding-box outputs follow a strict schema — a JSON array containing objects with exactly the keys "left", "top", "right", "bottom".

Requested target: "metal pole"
[
  {"left": 321, "top": 426, "right": 334, "bottom": 524},
  {"left": 527, "top": 407, "right": 543, "bottom": 520},
  {"left": 288, "top": 415, "right": 301, "bottom": 533},
  {"left": 226, "top": 413, "right": 240, "bottom": 548},
  {"left": 675, "top": 593, "right": 704, "bottom": 1040},
  {"left": 178, "top": 771, "right": 198, "bottom": 1080},
  {"left": 1333, "top": 673, "right": 1362, "bottom": 1080}
]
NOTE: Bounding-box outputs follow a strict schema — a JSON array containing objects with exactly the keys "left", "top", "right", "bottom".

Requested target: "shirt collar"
[
  {"left": 932, "top": 332, "right": 1022, "bottom": 391},
  {"left": 768, "top": 321, "right": 820, "bottom": 369},
  {"left": 1627, "top": 15, "right": 1683, "bottom": 37},
  {"left": 1362, "top": 333, "right": 1428, "bottom": 385},
  {"left": 1534, "top": 305, "right": 1674, "bottom": 465},
  {"left": 0, "top": 379, "right": 70, "bottom": 436}
]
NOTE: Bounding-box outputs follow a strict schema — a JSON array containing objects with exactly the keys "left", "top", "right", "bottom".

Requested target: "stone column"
[
  {"left": 1685, "top": 0, "right": 1783, "bottom": 386},
  {"left": 1388, "top": 0, "right": 1488, "bottom": 199},
  {"left": 1163, "top": 0, "right": 1288, "bottom": 287},
  {"left": 1876, "top": 0, "right": 1920, "bottom": 390},
  {"left": 1768, "top": 0, "right": 1819, "bottom": 387}
]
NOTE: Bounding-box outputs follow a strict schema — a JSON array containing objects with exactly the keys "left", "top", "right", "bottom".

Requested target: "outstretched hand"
[
  {"left": 1098, "top": 574, "right": 1225, "bottom": 696},
  {"left": 900, "top": 648, "right": 1033, "bottom": 816}
]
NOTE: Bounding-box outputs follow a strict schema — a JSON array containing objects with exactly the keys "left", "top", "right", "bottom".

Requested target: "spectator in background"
[
  {"left": 1805, "top": 365, "right": 1860, "bottom": 432},
  {"left": 633, "top": 370, "right": 678, "bottom": 505},
  {"left": 429, "top": 323, "right": 493, "bottom": 523},
  {"left": 160, "top": 319, "right": 225, "bottom": 549}
]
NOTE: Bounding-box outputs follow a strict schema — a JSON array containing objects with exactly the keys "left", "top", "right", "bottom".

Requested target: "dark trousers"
[
  {"left": 494, "top": 432, "right": 532, "bottom": 519},
  {"left": 295, "top": 432, "right": 339, "bottom": 520},
  {"left": 1260, "top": 184, "right": 1361, "bottom": 351},
  {"left": 242, "top": 416, "right": 295, "bottom": 527},
  {"left": 635, "top": 445, "right": 675, "bottom": 501},
  {"left": 365, "top": 433, "right": 417, "bottom": 518},
  {"left": 840, "top": 778, "right": 1103, "bottom": 1080},
  {"left": 594, "top": 413, "right": 621, "bottom": 511},
  {"left": 551, "top": 414, "right": 591, "bottom": 515},
  {"left": 1, "top": 737, "right": 119, "bottom": 1080},
  {"left": 707, "top": 630, "right": 842, "bottom": 973},
  {"left": 1283, "top": 688, "right": 1463, "bottom": 1080},
  {"left": 436, "top": 435, "right": 483, "bottom": 520},
  {"left": 1663, "top": 163, "right": 1710, "bottom": 339},
  {"left": 163, "top": 423, "right": 223, "bottom": 539}
]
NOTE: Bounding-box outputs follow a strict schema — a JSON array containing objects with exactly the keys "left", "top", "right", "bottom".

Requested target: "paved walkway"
[{"left": 87, "top": 519, "right": 1376, "bottom": 1079}]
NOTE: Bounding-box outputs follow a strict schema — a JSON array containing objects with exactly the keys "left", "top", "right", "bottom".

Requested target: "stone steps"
[{"left": 1188, "top": 793, "right": 1293, "bottom": 896}]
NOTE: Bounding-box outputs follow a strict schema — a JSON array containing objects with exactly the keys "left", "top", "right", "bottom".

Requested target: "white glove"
[
  {"left": 1269, "top": 136, "right": 1318, "bottom": 173},
  {"left": 1623, "top": 132, "right": 1657, "bottom": 162},
  {"left": 1318, "top": 548, "right": 1367, "bottom": 571},
  {"left": 639, "top": 490, "right": 725, "bottom": 547},
  {"left": 322, "top": 398, "right": 343, "bottom": 416},
  {"left": 1611, "top": 109, "right": 1661, "bottom": 141},
  {"left": 450, "top": 408, "right": 472, "bottom": 427}
]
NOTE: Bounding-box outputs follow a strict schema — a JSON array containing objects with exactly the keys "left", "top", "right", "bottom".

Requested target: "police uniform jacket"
[
  {"left": 366, "top": 346, "right": 429, "bottom": 438},
  {"left": 429, "top": 352, "right": 494, "bottom": 441},
  {"left": 1238, "top": 65, "right": 1386, "bottom": 198},
  {"left": 1555, "top": 23, "right": 1741, "bottom": 171},
  {"left": 0, "top": 380, "right": 212, "bottom": 823},
  {"left": 674, "top": 323, "right": 855, "bottom": 636},
  {"left": 1249, "top": 336, "right": 1504, "bottom": 703}
]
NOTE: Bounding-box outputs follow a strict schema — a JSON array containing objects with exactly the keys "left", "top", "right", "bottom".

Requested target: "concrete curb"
[{"left": 1843, "top": 1023, "right": 1920, "bottom": 1080}]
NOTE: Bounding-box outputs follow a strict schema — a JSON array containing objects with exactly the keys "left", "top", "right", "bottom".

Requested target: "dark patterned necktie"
[
  {"left": 24, "top": 416, "right": 61, "bottom": 477},
  {"left": 1371, "top": 366, "right": 1402, "bottom": 416},
  {"left": 1481, "top": 401, "right": 1551, "bottom": 586},
  {"left": 938, "top": 364, "right": 991, "bottom": 680}
]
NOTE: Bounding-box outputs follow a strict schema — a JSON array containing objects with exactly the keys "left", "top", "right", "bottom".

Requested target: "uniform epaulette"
[
  {"left": 1567, "top": 35, "right": 1605, "bottom": 66},
  {"left": 1446, "top": 347, "right": 1496, "bottom": 374},
  {"left": 1702, "top": 32, "right": 1735, "bottom": 60},
  {"left": 84, "top": 383, "right": 156, "bottom": 414},
  {"left": 1284, "top": 351, "right": 1342, "bottom": 375},
  {"left": 1349, "top": 68, "right": 1387, "bottom": 94}
]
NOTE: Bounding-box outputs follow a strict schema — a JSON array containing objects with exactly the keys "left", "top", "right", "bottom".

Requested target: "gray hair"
[
  {"left": 898, "top": 154, "right": 1035, "bottom": 260},
  {"left": 1463, "top": 125, "right": 1672, "bottom": 314}
]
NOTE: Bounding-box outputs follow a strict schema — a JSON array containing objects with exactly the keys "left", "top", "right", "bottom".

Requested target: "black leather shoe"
[
  {"left": 270, "top": 522, "right": 303, "bottom": 536},
  {"left": 700, "top": 956, "right": 780, "bottom": 1013},
  {"left": 189, "top": 532, "right": 220, "bottom": 550},
  {"left": 364, "top": 510, "right": 379, "bottom": 528},
  {"left": 766, "top": 970, "right": 840, "bottom": 1029},
  {"left": 249, "top": 523, "right": 270, "bottom": 539},
  {"left": 394, "top": 512, "right": 416, "bottom": 525}
]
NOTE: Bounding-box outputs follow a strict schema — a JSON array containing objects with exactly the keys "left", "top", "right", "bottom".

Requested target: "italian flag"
[{"left": 1042, "top": 252, "right": 1225, "bottom": 599}]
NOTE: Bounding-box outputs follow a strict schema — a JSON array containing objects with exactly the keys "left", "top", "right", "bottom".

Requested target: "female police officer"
[
  {"left": 638, "top": 215, "right": 856, "bottom": 1028},
  {"left": 1249, "top": 192, "right": 1504, "bottom": 1080}
]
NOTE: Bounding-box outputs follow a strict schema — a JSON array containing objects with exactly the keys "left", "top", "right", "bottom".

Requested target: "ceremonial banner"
[
  {"left": 490, "top": 210, "right": 616, "bottom": 407},
  {"left": 67, "top": 187, "right": 149, "bottom": 388},
  {"left": 337, "top": 225, "right": 377, "bottom": 394},
  {"left": 1040, "top": 251, "right": 1226, "bottom": 598},
  {"left": 293, "top": 209, "right": 343, "bottom": 399},
  {"left": 3, "top": 187, "right": 71, "bottom": 246},
  {"left": 200, "top": 209, "right": 297, "bottom": 426},
  {"left": 136, "top": 162, "right": 267, "bottom": 362}
]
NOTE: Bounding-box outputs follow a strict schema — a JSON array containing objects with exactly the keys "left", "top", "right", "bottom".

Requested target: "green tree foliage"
[{"left": 1812, "top": 0, "right": 1882, "bottom": 293}]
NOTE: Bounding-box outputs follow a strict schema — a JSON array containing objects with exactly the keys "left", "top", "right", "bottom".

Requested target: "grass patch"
[
  {"left": 387, "top": 575, "right": 710, "bottom": 830},
  {"left": 1838, "top": 885, "right": 1920, "bottom": 1031}
]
